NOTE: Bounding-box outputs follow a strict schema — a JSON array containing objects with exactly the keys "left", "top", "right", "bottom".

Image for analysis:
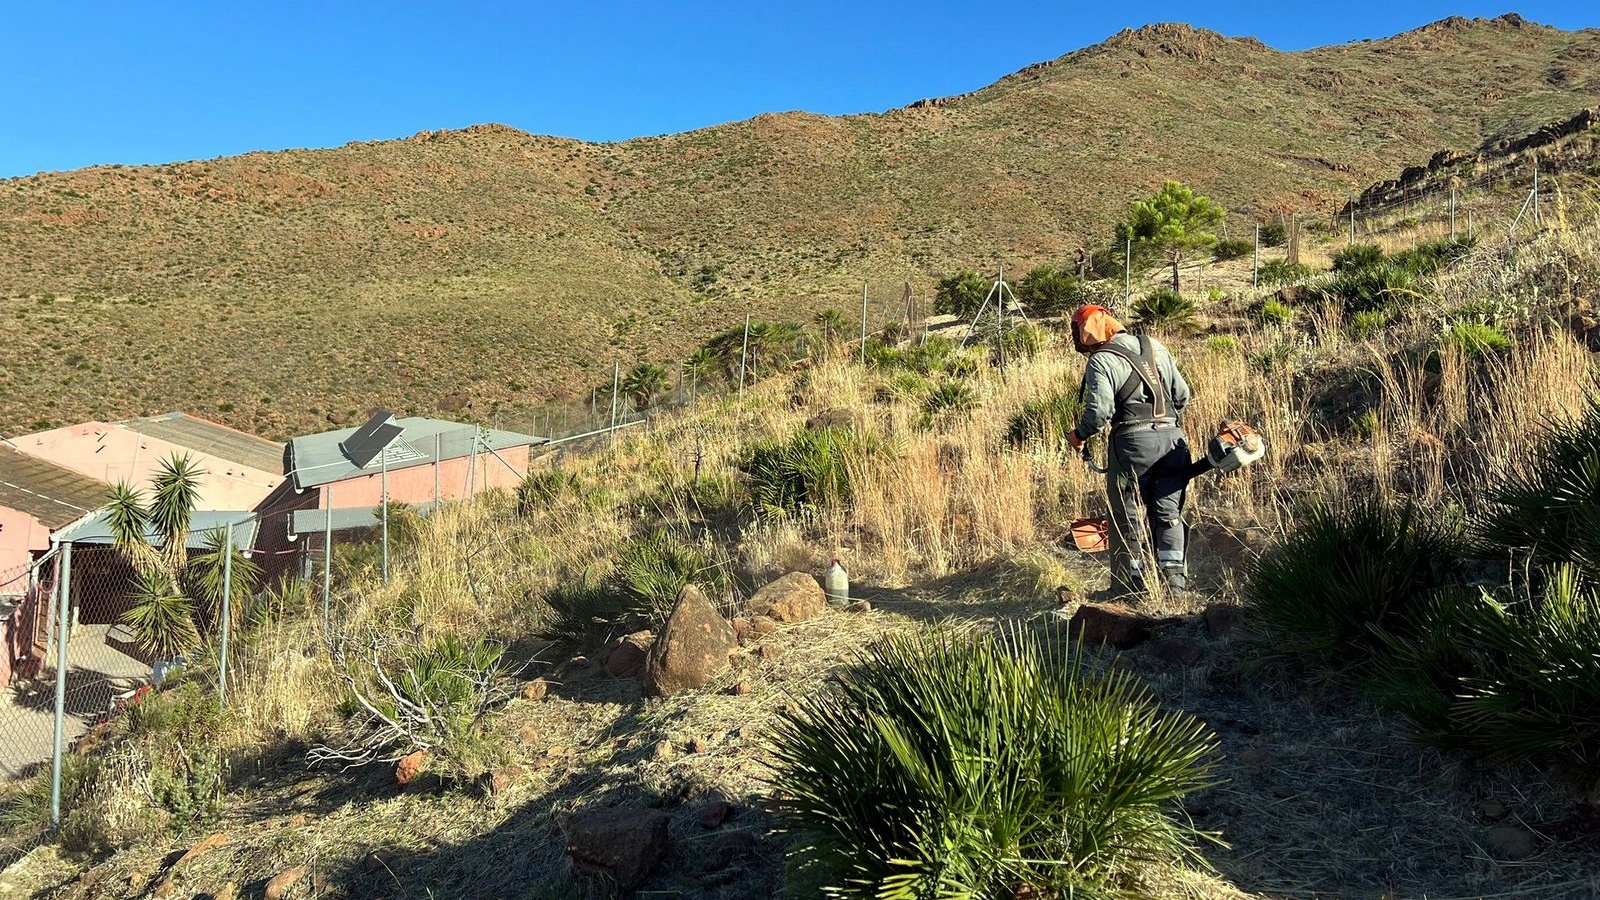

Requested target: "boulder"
[
  {"left": 1067, "top": 603, "right": 1157, "bottom": 649},
  {"left": 750, "top": 572, "right": 828, "bottom": 624},
  {"left": 566, "top": 807, "right": 671, "bottom": 892},
  {"left": 519, "top": 679, "right": 549, "bottom": 701},
  {"left": 644, "top": 586, "right": 738, "bottom": 697},
  {"left": 263, "top": 867, "right": 305, "bottom": 900},
  {"left": 605, "top": 630, "right": 655, "bottom": 678},
  {"left": 395, "top": 750, "right": 429, "bottom": 786},
  {"left": 751, "top": 617, "right": 779, "bottom": 636},
  {"left": 698, "top": 799, "right": 733, "bottom": 829}
]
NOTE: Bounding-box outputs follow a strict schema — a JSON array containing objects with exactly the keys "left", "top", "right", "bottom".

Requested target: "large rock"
[
  {"left": 605, "top": 630, "right": 655, "bottom": 677},
  {"left": 749, "top": 572, "right": 827, "bottom": 624},
  {"left": 644, "top": 586, "right": 738, "bottom": 697},
  {"left": 1067, "top": 603, "right": 1157, "bottom": 649},
  {"left": 566, "top": 807, "right": 671, "bottom": 892}
]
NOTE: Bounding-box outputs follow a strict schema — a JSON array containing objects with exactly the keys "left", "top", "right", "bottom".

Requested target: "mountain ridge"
[{"left": 2, "top": 14, "right": 1598, "bottom": 438}]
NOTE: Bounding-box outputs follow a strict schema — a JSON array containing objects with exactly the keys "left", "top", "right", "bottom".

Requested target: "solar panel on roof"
[{"left": 340, "top": 411, "right": 405, "bottom": 468}]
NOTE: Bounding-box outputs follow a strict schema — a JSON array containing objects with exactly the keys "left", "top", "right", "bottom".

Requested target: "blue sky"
[{"left": 2, "top": 1, "right": 1593, "bottom": 178}]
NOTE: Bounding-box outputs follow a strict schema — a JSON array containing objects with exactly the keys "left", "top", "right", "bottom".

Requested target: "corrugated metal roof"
[
  {"left": 0, "top": 445, "right": 106, "bottom": 529},
  {"left": 286, "top": 418, "right": 543, "bottom": 490},
  {"left": 53, "top": 509, "right": 258, "bottom": 552},
  {"left": 289, "top": 502, "right": 441, "bottom": 536},
  {"left": 119, "top": 412, "right": 284, "bottom": 474}
]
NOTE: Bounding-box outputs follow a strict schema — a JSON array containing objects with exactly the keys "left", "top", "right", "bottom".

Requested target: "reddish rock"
[
  {"left": 644, "top": 586, "right": 738, "bottom": 697},
  {"left": 751, "top": 617, "right": 779, "bottom": 636},
  {"left": 756, "top": 643, "right": 784, "bottom": 661},
  {"left": 1477, "top": 799, "right": 1508, "bottom": 821},
  {"left": 263, "top": 866, "right": 305, "bottom": 900},
  {"left": 395, "top": 750, "right": 429, "bottom": 786},
  {"left": 175, "top": 833, "right": 228, "bottom": 868},
  {"left": 687, "top": 737, "right": 710, "bottom": 754},
  {"left": 846, "top": 600, "right": 872, "bottom": 614},
  {"left": 362, "top": 850, "right": 395, "bottom": 874},
  {"left": 1067, "top": 603, "right": 1157, "bottom": 649},
  {"left": 1146, "top": 636, "right": 1205, "bottom": 667},
  {"left": 731, "top": 681, "right": 753, "bottom": 696},
  {"left": 1204, "top": 603, "right": 1244, "bottom": 639},
  {"left": 566, "top": 807, "right": 671, "bottom": 892},
  {"left": 731, "top": 617, "right": 755, "bottom": 644},
  {"left": 519, "top": 679, "right": 549, "bottom": 701},
  {"left": 750, "top": 572, "right": 828, "bottom": 624},
  {"left": 705, "top": 829, "right": 758, "bottom": 871},
  {"left": 489, "top": 765, "right": 526, "bottom": 796},
  {"left": 517, "top": 725, "right": 541, "bottom": 746},
  {"left": 605, "top": 630, "right": 655, "bottom": 677}
]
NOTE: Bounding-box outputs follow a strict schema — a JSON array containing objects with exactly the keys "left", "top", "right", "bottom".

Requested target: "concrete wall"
[{"left": 10, "top": 422, "right": 281, "bottom": 511}]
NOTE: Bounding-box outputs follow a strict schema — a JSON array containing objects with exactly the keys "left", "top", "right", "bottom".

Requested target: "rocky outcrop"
[
  {"left": 566, "top": 807, "right": 671, "bottom": 892},
  {"left": 749, "top": 572, "right": 828, "bottom": 624}
]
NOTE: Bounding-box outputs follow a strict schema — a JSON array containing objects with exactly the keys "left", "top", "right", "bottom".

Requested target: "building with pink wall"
[
  {"left": 9, "top": 412, "right": 283, "bottom": 512},
  {"left": 276, "top": 415, "right": 543, "bottom": 546}
]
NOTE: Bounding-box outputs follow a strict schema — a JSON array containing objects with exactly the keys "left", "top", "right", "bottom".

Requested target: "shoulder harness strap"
[{"left": 1093, "top": 336, "right": 1169, "bottom": 420}]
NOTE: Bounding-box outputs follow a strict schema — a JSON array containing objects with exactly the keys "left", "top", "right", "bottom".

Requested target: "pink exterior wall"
[
  {"left": 0, "top": 507, "right": 54, "bottom": 596},
  {"left": 10, "top": 423, "right": 282, "bottom": 511},
  {"left": 311, "top": 445, "right": 533, "bottom": 508}
]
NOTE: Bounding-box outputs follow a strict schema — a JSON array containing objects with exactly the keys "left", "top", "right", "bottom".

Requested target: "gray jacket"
[{"left": 1073, "top": 332, "right": 1191, "bottom": 441}]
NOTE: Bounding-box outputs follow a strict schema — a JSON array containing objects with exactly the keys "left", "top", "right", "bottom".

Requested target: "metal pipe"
[
  {"left": 218, "top": 519, "right": 234, "bottom": 705},
  {"left": 49, "top": 541, "right": 73, "bottom": 830},
  {"left": 322, "top": 487, "right": 333, "bottom": 631}
]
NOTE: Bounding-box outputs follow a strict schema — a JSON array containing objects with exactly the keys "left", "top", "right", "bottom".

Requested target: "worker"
[{"left": 1067, "top": 304, "right": 1193, "bottom": 598}]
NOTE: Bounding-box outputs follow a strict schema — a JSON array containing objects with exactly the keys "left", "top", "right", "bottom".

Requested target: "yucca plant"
[
  {"left": 1331, "top": 242, "right": 1385, "bottom": 273},
  {"left": 1441, "top": 322, "right": 1511, "bottom": 358},
  {"left": 1247, "top": 496, "right": 1463, "bottom": 664},
  {"left": 106, "top": 454, "right": 214, "bottom": 658},
  {"left": 1131, "top": 287, "right": 1198, "bottom": 331},
  {"left": 1476, "top": 396, "right": 1600, "bottom": 577},
  {"left": 766, "top": 625, "right": 1221, "bottom": 898},
  {"left": 186, "top": 526, "right": 262, "bottom": 628},
  {"left": 920, "top": 380, "right": 976, "bottom": 427}
]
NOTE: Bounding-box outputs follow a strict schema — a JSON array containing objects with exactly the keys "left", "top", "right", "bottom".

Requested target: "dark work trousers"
[{"left": 1106, "top": 422, "right": 1191, "bottom": 593}]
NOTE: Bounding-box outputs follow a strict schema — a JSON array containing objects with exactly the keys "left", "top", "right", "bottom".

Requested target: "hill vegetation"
[{"left": 3, "top": 14, "right": 1600, "bottom": 437}]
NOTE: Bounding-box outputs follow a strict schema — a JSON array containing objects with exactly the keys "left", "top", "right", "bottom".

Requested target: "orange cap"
[{"left": 1071, "top": 305, "right": 1125, "bottom": 351}]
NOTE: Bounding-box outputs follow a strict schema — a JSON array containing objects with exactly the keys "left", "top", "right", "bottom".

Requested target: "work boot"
[{"left": 1163, "top": 569, "right": 1190, "bottom": 597}]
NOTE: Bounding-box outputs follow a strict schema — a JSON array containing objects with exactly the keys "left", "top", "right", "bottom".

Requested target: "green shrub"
[
  {"left": 1376, "top": 568, "right": 1600, "bottom": 789},
  {"left": 1313, "top": 262, "right": 1418, "bottom": 313},
  {"left": 1393, "top": 236, "right": 1478, "bottom": 276},
  {"left": 1016, "top": 266, "right": 1087, "bottom": 317},
  {"left": 1205, "top": 335, "right": 1239, "bottom": 355},
  {"left": 1441, "top": 322, "right": 1511, "bottom": 358},
  {"left": 741, "top": 426, "right": 868, "bottom": 520},
  {"left": 1331, "top": 243, "right": 1385, "bottom": 273},
  {"left": 1259, "top": 219, "right": 1287, "bottom": 247},
  {"left": 766, "top": 625, "right": 1220, "bottom": 898},
  {"left": 1001, "top": 322, "right": 1047, "bottom": 359},
  {"left": 1476, "top": 398, "right": 1600, "bottom": 577},
  {"left": 1212, "top": 238, "right": 1253, "bottom": 261},
  {"left": 921, "top": 380, "right": 976, "bottom": 425},
  {"left": 934, "top": 270, "right": 991, "bottom": 318},
  {"left": 1257, "top": 259, "right": 1313, "bottom": 287},
  {"left": 1247, "top": 496, "right": 1463, "bottom": 663},
  {"left": 1252, "top": 298, "right": 1295, "bottom": 327},
  {"left": 125, "top": 681, "right": 224, "bottom": 823},
  {"left": 1005, "top": 392, "right": 1083, "bottom": 449},
  {"left": 1348, "top": 310, "right": 1390, "bottom": 340},
  {"left": 542, "top": 530, "right": 723, "bottom": 640},
  {"left": 1131, "top": 287, "right": 1198, "bottom": 331}
]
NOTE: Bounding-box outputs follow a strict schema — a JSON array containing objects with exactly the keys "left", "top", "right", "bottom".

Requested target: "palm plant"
[
  {"left": 814, "top": 308, "right": 849, "bottom": 348},
  {"left": 621, "top": 362, "right": 669, "bottom": 410},
  {"left": 766, "top": 624, "right": 1220, "bottom": 898},
  {"left": 106, "top": 454, "right": 257, "bottom": 658},
  {"left": 1477, "top": 395, "right": 1600, "bottom": 577},
  {"left": 1131, "top": 287, "right": 1198, "bottom": 332},
  {"left": 682, "top": 347, "right": 719, "bottom": 399}
]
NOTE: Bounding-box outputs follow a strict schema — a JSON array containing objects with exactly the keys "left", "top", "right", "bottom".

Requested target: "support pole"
[
  {"left": 1252, "top": 224, "right": 1260, "bottom": 293},
  {"left": 995, "top": 263, "right": 1007, "bottom": 376},
  {"left": 609, "top": 361, "right": 621, "bottom": 448},
  {"left": 859, "top": 282, "right": 868, "bottom": 365},
  {"left": 737, "top": 315, "right": 750, "bottom": 396},
  {"left": 433, "top": 433, "right": 441, "bottom": 505},
  {"left": 380, "top": 451, "right": 390, "bottom": 585},
  {"left": 1449, "top": 189, "right": 1457, "bottom": 240},
  {"left": 1532, "top": 161, "right": 1541, "bottom": 227},
  {"left": 1123, "top": 238, "right": 1132, "bottom": 306},
  {"left": 218, "top": 520, "right": 234, "bottom": 706},
  {"left": 49, "top": 541, "right": 73, "bottom": 830},
  {"left": 1349, "top": 195, "right": 1356, "bottom": 245},
  {"left": 322, "top": 487, "right": 333, "bottom": 632}
]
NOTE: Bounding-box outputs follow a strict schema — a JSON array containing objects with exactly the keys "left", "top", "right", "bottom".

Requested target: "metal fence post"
[
  {"left": 1123, "top": 238, "right": 1131, "bottom": 306},
  {"left": 738, "top": 315, "right": 750, "bottom": 396},
  {"left": 1252, "top": 224, "right": 1260, "bottom": 294},
  {"left": 608, "top": 362, "right": 621, "bottom": 448},
  {"left": 218, "top": 520, "right": 234, "bottom": 706},
  {"left": 380, "top": 450, "right": 390, "bottom": 584},
  {"left": 49, "top": 541, "right": 73, "bottom": 830},
  {"left": 859, "top": 283, "right": 868, "bottom": 366},
  {"left": 323, "top": 487, "right": 333, "bottom": 632}
]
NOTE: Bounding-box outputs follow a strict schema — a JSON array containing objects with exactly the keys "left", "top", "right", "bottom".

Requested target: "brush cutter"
[{"left": 1068, "top": 419, "right": 1266, "bottom": 553}]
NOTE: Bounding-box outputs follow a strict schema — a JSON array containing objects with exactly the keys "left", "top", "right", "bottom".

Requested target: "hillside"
[{"left": 2, "top": 13, "right": 1598, "bottom": 438}]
